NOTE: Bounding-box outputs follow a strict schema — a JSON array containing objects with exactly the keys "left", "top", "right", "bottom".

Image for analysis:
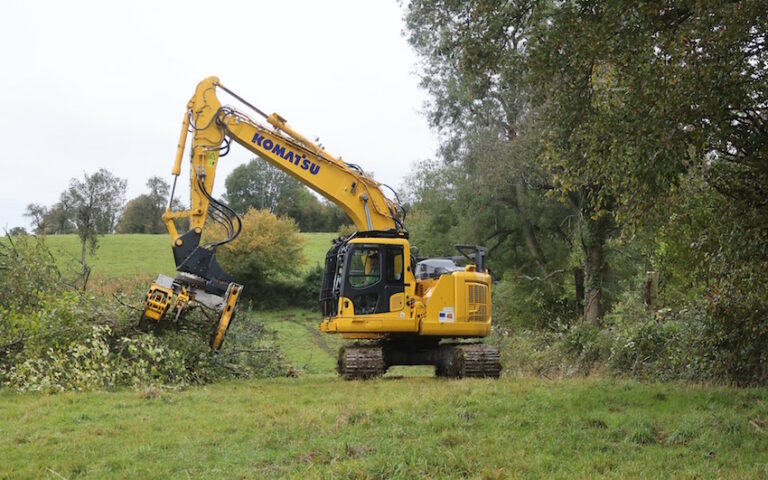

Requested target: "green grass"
[
  {"left": 42, "top": 234, "right": 178, "bottom": 279},
  {"left": 255, "top": 309, "right": 432, "bottom": 378},
  {"left": 256, "top": 309, "right": 343, "bottom": 376},
  {"left": 22, "top": 232, "right": 336, "bottom": 280},
  {"left": 2, "top": 378, "right": 768, "bottom": 478},
  {"left": 300, "top": 232, "right": 336, "bottom": 272}
]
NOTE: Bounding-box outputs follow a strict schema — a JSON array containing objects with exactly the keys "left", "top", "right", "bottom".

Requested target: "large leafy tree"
[
  {"left": 526, "top": 1, "right": 768, "bottom": 336},
  {"left": 23, "top": 204, "right": 48, "bottom": 234},
  {"left": 406, "top": 0, "right": 768, "bottom": 381},
  {"left": 224, "top": 159, "right": 297, "bottom": 215},
  {"left": 405, "top": 0, "right": 585, "bottom": 323}
]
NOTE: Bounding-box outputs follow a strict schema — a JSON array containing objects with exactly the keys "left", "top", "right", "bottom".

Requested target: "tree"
[
  {"left": 405, "top": 0, "right": 583, "bottom": 324},
  {"left": 224, "top": 157, "right": 347, "bottom": 232},
  {"left": 224, "top": 158, "right": 300, "bottom": 214},
  {"left": 116, "top": 195, "right": 158, "bottom": 233},
  {"left": 146, "top": 175, "right": 170, "bottom": 204},
  {"left": 523, "top": 0, "right": 768, "bottom": 326},
  {"left": 65, "top": 169, "right": 127, "bottom": 284},
  {"left": 45, "top": 199, "right": 76, "bottom": 234},
  {"left": 117, "top": 176, "right": 183, "bottom": 234},
  {"left": 24, "top": 204, "right": 48, "bottom": 234},
  {"left": 203, "top": 208, "right": 305, "bottom": 292}
]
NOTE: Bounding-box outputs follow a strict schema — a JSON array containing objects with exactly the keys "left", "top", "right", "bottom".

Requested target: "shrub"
[
  {"left": 606, "top": 306, "right": 717, "bottom": 382},
  {"left": 204, "top": 209, "right": 305, "bottom": 294},
  {"left": 0, "top": 234, "right": 65, "bottom": 309},
  {"left": 337, "top": 224, "right": 356, "bottom": 237}
]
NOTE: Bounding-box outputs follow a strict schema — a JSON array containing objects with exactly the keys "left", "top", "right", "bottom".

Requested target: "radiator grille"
[{"left": 467, "top": 283, "right": 489, "bottom": 322}]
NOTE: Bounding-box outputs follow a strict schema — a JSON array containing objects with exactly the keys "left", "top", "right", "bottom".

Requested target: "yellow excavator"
[{"left": 142, "top": 77, "right": 500, "bottom": 379}]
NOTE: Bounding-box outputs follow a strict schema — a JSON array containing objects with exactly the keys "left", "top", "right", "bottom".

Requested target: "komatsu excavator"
[{"left": 142, "top": 77, "right": 501, "bottom": 379}]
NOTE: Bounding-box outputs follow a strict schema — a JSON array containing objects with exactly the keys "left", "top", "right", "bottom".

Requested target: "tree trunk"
[
  {"left": 574, "top": 267, "right": 585, "bottom": 312},
  {"left": 513, "top": 176, "right": 548, "bottom": 276},
  {"left": 644, "top": 269, "right": 659, "bottom": 314},
  {"left": 582, "top": 214, "right": 609, "bottom": 326},
  {"left": 80, "top": 236, "right": 90, "bottom": 291}
]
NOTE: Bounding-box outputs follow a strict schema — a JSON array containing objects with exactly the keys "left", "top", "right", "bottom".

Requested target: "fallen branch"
[{"left": 112, "top": 292, "right": 142, "bottom": 312}]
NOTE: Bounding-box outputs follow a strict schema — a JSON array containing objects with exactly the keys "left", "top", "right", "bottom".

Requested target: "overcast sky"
[{"left": 0, "top": 1, "right": 436, "bottom": 230}]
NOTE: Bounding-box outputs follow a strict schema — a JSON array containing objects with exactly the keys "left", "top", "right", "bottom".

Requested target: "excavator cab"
[{"left": 320, "top": 233, "right": 412, "bottom": 324}]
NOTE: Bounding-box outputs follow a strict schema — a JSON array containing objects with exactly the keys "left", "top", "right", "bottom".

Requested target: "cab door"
[{"left": 343, "top": 244, "right": 404, "bottom": 315}]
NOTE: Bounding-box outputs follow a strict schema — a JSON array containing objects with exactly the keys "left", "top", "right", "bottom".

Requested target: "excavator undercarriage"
[{"left": 337, "top": 339, "right": 501, "bottom": 380}]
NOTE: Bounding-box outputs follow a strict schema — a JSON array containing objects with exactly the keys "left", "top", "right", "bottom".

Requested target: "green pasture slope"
[{"left": 35, "top": 232, "right": 336, "bottom": 279}]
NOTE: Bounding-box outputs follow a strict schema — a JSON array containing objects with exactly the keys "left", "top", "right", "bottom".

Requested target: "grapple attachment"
[{"left": 141, "top": 274, "right": 243, "bottom": 350}]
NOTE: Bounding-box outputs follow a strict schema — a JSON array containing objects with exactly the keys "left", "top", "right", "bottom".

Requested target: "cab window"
[
  {"left": 386, "top": 246, "right": 404, "bottom": 283},
  {"left": 347, "top": 247, "right": 381, "bottom": 288}
]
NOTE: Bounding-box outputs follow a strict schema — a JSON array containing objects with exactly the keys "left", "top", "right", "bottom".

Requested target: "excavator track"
[
  {"left": 337, "top": 341, "right": 501, "bottom": 380},
  {"left": 436, "top": 343, "right": 502, "bottom": 379},
  {"left": 337, "top": 345, "right": 386, "bottom": 380}
]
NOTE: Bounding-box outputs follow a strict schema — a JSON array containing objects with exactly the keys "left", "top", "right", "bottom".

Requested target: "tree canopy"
[
  {"left": 405, "top": 0, "right": 768, "bottom": 382},
  {"left": 223, "top": 157, "right": 348, "bottom": 232}
]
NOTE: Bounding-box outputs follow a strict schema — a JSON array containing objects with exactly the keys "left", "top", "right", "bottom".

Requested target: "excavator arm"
[
  {"left": 171, "top": 76, "right": 402, "bottom": 235},
  {"left": 142, "top": 77, "right": 404, "bottom": 348}
]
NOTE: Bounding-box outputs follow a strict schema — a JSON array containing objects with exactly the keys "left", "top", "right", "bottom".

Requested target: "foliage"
[
  {"left": 699, "top": 208, "right": 768, "bottom": 385},
  {"left": 0, "top": 234, "right": 66, "bottom": 310},
  {"left": 66, "top": 169, "right": 127, "bottom": 244},
  {"left": 116, "top": 194, "right": 160, "bottom": 233},
  {"left": 117, "top": 176, "right": 185, "bottom": 234},
  {"left": 2, "top": 325, "right": 190, "bottom": 392},
  {"left": 23, "top": 203, "right": 48, "bottom": 234},
  {"left": 404, "top": 0, "right": 614, "bottom": 324},
  {"left": 0, "top": 236, "right": 286, "bottom": 392},
  {"left": 204, "top": 208, "right": 305, "bottom": 300},
  {"left": 224, "top": 158, "right": 298, "bottom": 214},
  {"left": 405, "top": 0, "right": 768, "bottom": 384},
  {"left": 336, "top": 223, "right": 356, "bottom": 237},
  {"left": 224, "top": 157, "right": 348, "bottom": 232},
  {"left": 54, "top": 168, "right": 127, "bottom": 284}
]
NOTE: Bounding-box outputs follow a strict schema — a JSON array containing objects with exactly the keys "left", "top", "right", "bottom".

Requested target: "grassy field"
[
  {"left": 31, "top": 232, "right": 336, "bottom": 279},
  {"left": 4, "top": 308, "right": 766, "bottom": 478},
  {"left": 2, "top": 377, "right": 768, "bottom": 479},
  {"left": 6, "top": 234, "right": 768, "bottom": 478}
]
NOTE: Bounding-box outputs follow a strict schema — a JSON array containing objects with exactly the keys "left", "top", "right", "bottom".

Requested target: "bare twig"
[{"left": 112, "top": 292, "right": 142, "bottom": 312}]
